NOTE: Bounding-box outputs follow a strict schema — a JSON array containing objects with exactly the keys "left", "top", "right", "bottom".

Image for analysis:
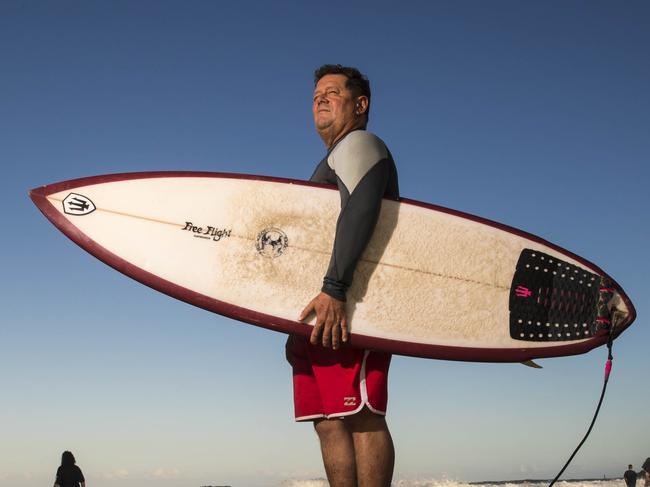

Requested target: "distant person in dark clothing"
[
  {"left": 53, "top": 451, "right": 85, "bottom": 487},
  {"left": 624, "top": 465, "right": 637, "bottom": 487}
]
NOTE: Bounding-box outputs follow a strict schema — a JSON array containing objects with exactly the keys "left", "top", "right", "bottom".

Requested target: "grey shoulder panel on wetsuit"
[
  {"left": 327, "top": 131, "right": 389, "bottom": 195},
  {"left": 318, "top": 130, "right": 399, "bottom": 301}
]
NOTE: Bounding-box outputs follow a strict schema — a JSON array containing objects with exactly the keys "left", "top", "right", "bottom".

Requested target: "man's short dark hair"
[{"left": 314, "top": 64, "right": 371, "bottom": 119}]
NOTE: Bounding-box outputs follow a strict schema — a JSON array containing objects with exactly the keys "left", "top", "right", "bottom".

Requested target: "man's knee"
[{"left": 314, "top": 417, "right": 348, "bottom": 441}]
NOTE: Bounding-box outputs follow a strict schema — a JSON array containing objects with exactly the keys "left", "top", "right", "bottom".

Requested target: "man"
[
  {"left": 625, "top": 465, "right": 638, "bottom": 487},
  {"left": 286, "top": 64, "right": 399, "bottom": 487}
]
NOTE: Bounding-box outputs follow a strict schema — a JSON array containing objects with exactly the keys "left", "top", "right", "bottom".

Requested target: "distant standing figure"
[
  {"left": 624, "top": 465, "right": 637, "bottom": 487},
  {"left": 54, "top": 451, "right": 85, "bottom": 487}
]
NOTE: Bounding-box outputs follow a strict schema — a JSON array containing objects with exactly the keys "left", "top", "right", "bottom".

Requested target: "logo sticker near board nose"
[
  {"left": 62, "top": 193, "right": 96, "bottom": 216},
  {"left": 256, "top": 228, "right": 288, "bottom": 258}
]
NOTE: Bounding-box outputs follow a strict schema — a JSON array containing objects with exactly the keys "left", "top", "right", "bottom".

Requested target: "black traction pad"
[{"left": 509, "top": 249, "right": 609, "bottom": 342}]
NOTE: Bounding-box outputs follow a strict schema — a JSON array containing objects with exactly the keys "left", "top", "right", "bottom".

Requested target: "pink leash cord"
[{"left": 604, "top": 358, "right": 613, "bottom": 380}]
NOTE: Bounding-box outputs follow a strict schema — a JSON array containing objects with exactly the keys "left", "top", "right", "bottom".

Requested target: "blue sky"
[{"left": 1, "top": 1, "right": 648, "bottom": 486}]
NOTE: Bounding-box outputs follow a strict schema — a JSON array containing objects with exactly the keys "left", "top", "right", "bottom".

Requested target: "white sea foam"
[
  {"left": 281, "top": 479, "right": 329, "bottom": 487},
  {"left": 281, "top": 479, "right": 625, "bottom": 487}
]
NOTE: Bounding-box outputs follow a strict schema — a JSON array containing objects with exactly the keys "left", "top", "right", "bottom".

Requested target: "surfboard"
[{"left": 29, "top": 172, "right": 636, "bottom": 362}]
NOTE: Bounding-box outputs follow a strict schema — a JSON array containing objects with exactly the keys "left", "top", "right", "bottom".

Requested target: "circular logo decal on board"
[{"left": 256, "top": 228, "right": 288, "bottom": 258}]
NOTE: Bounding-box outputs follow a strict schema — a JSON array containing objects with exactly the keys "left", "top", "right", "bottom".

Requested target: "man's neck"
[{"left": 320, "top": 122, "right": 366, "bottom": 150}]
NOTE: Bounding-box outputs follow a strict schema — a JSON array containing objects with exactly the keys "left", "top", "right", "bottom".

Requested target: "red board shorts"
[{"left": 286, "top": 335, "right": 391, "bottom": 421}]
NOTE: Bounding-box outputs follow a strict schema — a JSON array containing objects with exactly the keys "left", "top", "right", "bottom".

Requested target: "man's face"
[{"left": 312, "top": 74, "right": 361, "bottom": 135}]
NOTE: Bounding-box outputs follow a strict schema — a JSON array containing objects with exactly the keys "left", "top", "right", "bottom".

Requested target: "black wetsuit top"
[
  {"left": 310, "top": 129, "right": 399, "bottom": 301},
  {"left": 625, "top": 470, "right": 638, "bottom": 487},
  {"left": 55, "top": 465, "right": 85, "bottom": 487}
]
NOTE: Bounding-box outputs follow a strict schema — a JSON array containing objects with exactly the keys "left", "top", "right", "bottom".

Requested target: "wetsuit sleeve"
[
  {"left": 77, "top": 466, "right": 85, "bottom": 483},
  {"left": 321, "top": 131, "right": 390, "bottom": 301}
]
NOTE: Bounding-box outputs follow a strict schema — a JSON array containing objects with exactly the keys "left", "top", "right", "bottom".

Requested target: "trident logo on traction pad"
[
  {"left": 509, "top": 249, "right": 609, "bottom": 342},
  {"left": 515, "top": 286, "right": 532, "bottom": 298}
]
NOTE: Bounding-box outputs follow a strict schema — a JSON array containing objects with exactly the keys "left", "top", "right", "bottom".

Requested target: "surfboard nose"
[
  {"left": 29, "top": 183, "right": 52, "bottom": 198},
  {"left": 29, "top": 182, "right": 57, "bottom": 215}
]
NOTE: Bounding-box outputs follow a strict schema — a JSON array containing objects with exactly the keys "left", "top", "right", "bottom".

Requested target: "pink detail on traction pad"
[
  {"left": 515, "top": 286, "right": 532, "bottom": 298},
  {"left": 509, "top": 249, "right": 611, "bottom": 342}
]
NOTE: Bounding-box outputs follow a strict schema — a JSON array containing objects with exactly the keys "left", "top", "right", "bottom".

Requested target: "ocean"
[{"left": 279, "top": 479, "right": 628, "bottom": 487}]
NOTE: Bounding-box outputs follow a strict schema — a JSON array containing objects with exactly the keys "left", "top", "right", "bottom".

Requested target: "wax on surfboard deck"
[{"left": 29, "top": 172, "right": 636, "bottom": 362}]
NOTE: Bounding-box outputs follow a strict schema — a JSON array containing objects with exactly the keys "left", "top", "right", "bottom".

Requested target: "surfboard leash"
[{"left": 547, "top": 284, "right": 617, "bottom": 487}]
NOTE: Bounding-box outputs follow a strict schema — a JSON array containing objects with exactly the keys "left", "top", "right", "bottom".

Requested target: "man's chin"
[{"left": 315, "top": 120, "right": 333, "bottom": 131}]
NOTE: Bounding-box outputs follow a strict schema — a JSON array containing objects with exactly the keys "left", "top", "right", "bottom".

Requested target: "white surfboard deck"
[{"left": 30, "top": 172, "right": 635, "bottom": 362}]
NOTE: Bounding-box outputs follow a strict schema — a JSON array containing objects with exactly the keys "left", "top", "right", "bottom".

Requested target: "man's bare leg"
[
  {"left": 346, "top": 407, "right": 395, "bottom": 487},
  {"left": 314, "top": 418, "right": 357, "bottom": 487}
]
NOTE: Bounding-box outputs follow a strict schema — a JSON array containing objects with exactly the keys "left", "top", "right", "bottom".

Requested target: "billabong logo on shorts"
[
  {"left": 62, "top": 193, "right": 96, "bottom": 216},
  {"left": 256, "top": 228, "right": 288, "bottom": 258},
  {"left": 343, "top": 397, "right": 357, "bottom": 407}
]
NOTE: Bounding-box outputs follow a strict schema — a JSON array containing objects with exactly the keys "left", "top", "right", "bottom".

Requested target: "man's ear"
[{"left": 355, "top": 96, "right": 369, "bottom": 115}]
